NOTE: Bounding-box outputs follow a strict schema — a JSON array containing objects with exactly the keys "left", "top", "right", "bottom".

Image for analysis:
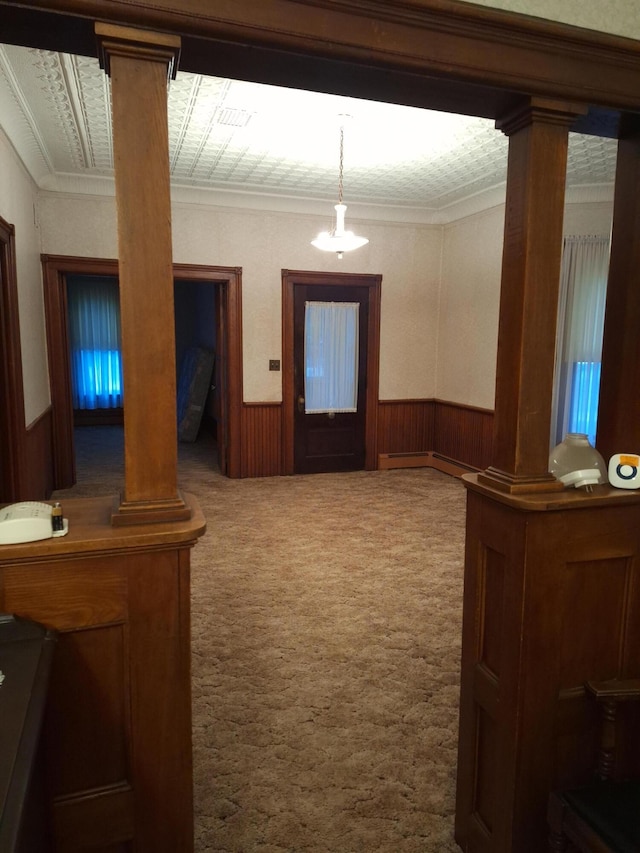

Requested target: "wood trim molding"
[
  {"left": 42, "top": 255, "right": 115, "bottom": 489},
  {"left": 281, "top": 269, "right": 381, "bottom": 476},
  {"left": 25, "top": 406, "right": 55, "bottom": 498},
  {"left": 173, "top": 263, "right": 243, "bottom": 479},
  {"left": 41, "top": 256, "right": 243, "bottom": 488},
  {"left": 2, "top": 1, "right": 640, "bottom": 120},
  {"left": 0, "top": 215, "right": 27, "bottom": 501}
]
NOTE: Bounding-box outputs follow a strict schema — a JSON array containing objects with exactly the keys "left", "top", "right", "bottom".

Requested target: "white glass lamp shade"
[
  {"left": 549, "top": 432, "right": 608, "bottom": 489},
  {"left": 311, "top": 203, "right": 369, "bottom": 259}
]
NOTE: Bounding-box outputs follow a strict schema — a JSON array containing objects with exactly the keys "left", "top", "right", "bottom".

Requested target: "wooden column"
[
  {"left": 479, "top": 98, "right": 586, "bottom": 494},
  {"left": 596, "top": 116, "right": 640, "bottom": 462},
  {"left": 96, "top": 24, "right": 189, "bottom": 525}
]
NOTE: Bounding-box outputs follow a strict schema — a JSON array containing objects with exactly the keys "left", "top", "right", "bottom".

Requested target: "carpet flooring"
[{"left": 54, "top": 427, "right": 467, "bottom": 853}]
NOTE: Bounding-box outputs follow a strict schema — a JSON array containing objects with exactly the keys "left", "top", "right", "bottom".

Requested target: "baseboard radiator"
[{"left": 377, "top": 451, "right": 478, "bottom": 478}]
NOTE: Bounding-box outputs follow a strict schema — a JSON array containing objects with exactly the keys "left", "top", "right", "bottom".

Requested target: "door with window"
[
  {"left": 282, "top": 270, "right": 381, "bottom": 476},
  {"left": 294, "top": 284, "right": 368, "bottom": 473}
]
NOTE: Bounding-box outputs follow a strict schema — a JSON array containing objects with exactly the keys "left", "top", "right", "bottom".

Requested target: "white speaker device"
[{"left": 608, "top": 453, "right": 640, "bottom": 489}]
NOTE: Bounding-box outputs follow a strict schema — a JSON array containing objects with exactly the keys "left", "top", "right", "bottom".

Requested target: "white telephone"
[{"left": 0, "top": 501, "right": 68, "bottom": 545}]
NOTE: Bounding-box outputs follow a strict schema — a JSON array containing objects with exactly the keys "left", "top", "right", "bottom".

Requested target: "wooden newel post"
[
  {"left": 479, "top": 97, "right": 587, "bottom": 494},
  {"left": 96, "top": 24, "right": 190, "bottom": 525}
]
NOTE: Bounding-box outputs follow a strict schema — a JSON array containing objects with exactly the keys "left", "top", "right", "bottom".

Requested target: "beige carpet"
[{"left": 55, "top": 427, "right": 466, "bottom": 853}]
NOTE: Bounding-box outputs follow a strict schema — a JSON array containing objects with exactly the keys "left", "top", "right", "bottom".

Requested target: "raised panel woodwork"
[
  {"left": 53, "top": 784, "right": 135, "bottom": 852},
  {"left": 456, "top": 482, "right": 640, "bottom": 852},
  {"left": 0, "top": 494, "right": 204, "bottom": 853},
  {"left": 475, "top": 707, "right": 498, "bottom": 837},
  {"left": 481, "top": 548, "right": 504, "bottom": 679},
  {"left": 558, "top": 558, "right": 631, "bottom": 684},
  {"left": 3, "top": 560, "right": 126, "bottom": 630},
  {"left": 241, "top": 403, "right": 282, "bottom": 478},
  {"left": 46, "top": 625, "right": 129, "bottom": 796}
]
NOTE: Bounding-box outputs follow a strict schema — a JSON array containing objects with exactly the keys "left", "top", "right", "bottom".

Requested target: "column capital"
[
  {"left": 96, "top": 22, "right": 181, "bottom": 80},
  {"left": 496, "top": 97, "right": 587, "bottom": 137}
]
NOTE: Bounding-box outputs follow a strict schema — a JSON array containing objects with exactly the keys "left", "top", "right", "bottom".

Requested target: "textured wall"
[
  {"left": 38, "top": 194, "right": 443, "bottom": 403},
  {"left": 0, "top": 128, "right": 50, "bottom": 425},
  {"left": 37, "top": 191, "right": 615, "bottom": 410},
  {"left": 439, "top": 206, "right": 504, "bottom": 409},
  {"left": 438, "top": 200, "right": 613, "bottom": 409},
  {"left": 458, "top": 0, "right": 640, "bottom": 40}
]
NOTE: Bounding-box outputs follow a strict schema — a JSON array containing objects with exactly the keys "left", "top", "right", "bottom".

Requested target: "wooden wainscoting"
[
  {"left": 433, "top": 400, "right": 494, "bottom": 472},
  {"left": 241, "top": 403, "right": 282, "bottom": 478},
  {"left": 239, "top": 399, "right": 493, "bottom": 479},
  {"left": 378, "top": 399, "right": 494, "bottom": 474},
  {"left": 25, "top": 406, "right": 55, "bottom": 499},
  {"left": 377, "top": 400, "right": 435, "bottom": 456}
]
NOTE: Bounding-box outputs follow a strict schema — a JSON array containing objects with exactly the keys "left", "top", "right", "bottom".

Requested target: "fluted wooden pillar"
[
  {"left": 478, "top": 97, "right": 587, "bottom": 494},
  {"left": 96, "top": 24, "right": 189, "bottom": 525},
  {"left": 596, "top": 116, "right": 640, "bottom": 462}
]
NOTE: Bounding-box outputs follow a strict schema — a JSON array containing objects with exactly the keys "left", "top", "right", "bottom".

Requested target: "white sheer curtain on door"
[
  {"left": 551, "top": 235, "right": 610, "bottom": 447},
  {"left": 304, "top": 301, "right": 359, "bottom": 413}
]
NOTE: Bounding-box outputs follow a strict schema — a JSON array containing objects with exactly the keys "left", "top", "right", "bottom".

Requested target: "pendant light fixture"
[{"left": 311, "top": 116, "right": 368, "bottom": 259}]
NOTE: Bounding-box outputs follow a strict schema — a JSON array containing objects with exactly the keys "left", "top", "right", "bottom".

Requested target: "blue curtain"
[
  {"left": 67, "top": 276, "right": 123, "bottom": 409},
  {"left": 568, "top": 361, "right": 602, "bottom": 446}
]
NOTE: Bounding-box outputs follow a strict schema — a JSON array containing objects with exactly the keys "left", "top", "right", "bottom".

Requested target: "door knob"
[{"left": 297, "top": 395, "right": 305, "bottom": 413}]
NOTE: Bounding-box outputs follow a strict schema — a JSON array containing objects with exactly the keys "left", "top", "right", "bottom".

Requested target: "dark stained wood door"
[{"left": 293, "top": 283, "right": 369, "bottom": 474}]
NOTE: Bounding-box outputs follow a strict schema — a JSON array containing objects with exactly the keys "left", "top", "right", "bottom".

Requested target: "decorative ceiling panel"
[{"left": 0, "top": 44, "right": 618, "bottom": 212}]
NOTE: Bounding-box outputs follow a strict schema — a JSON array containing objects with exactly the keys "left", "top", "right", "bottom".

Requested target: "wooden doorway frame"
[
  {"left": 41, "top": 254, "right": 243, "bottom": 488},
  {"left": 0, "top": 216, "right": 27, "bottom": 501},
  {"left": 282, "top": 269, "right": 381, "bottom": 475}
]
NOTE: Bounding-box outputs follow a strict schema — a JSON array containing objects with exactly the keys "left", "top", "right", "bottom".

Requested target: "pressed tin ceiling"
[{"left": 0, "top": 44, "right": 618, "bottom": 221}]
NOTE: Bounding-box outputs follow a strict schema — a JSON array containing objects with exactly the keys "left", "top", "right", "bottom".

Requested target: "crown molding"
[{"left": 37, "top": 171, "right": 614, "bottom": 226}]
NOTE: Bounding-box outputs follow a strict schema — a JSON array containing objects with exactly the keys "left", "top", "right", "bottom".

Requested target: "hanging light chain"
[{"left": 338, "top": 123, "right": 344, "bottom": 205}]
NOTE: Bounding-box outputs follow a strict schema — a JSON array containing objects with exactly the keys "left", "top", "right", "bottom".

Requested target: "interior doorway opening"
[{"left": 42, "top": 255, "right": 243, "bottom": 489}]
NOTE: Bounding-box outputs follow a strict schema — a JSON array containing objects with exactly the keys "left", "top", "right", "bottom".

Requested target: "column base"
[
  {"left": 477, "top": 466, "right": 564, "bottom": 494},
  {"left": 111, "top": 491, "right": 192, "bottom": 526}
]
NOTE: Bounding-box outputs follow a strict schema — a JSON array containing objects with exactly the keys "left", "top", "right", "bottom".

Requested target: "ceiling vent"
[{"left": 216, "top": 108, "right": 253, "bottom": 128}]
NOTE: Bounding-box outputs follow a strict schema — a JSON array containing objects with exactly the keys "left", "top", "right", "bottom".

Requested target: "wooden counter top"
[
  {"left": 463, "top": 473, "right": 640, "bottom": 511},
  {"left": 0, "top": 492, "right": 206, "bottom": 564}
]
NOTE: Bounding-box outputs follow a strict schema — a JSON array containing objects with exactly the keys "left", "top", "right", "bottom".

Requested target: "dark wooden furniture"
[
  {"left": 548, "top": 679, "right": 640, "bottom": 852},
  {"left": 0, "top": 614, "right": 56, "bottom": 853},
  {"left": 455, "top": 478, "right": 640, "bottom": 853},
  {"left": 0, "top": 495, "right": 205, "bottom": 852}
]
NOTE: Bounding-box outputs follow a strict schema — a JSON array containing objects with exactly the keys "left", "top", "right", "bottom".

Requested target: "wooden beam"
[{"left": 1, "top": 1, "right": 640, "bottom": 118}]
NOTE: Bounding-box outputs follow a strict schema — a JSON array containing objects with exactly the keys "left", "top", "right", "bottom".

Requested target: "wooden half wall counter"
[
  {"left": 455, "top": 478, "right": 640, "bottom": 853},
  {"left": 0, "top": 493, "right": 206, "bottom": 852}
]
